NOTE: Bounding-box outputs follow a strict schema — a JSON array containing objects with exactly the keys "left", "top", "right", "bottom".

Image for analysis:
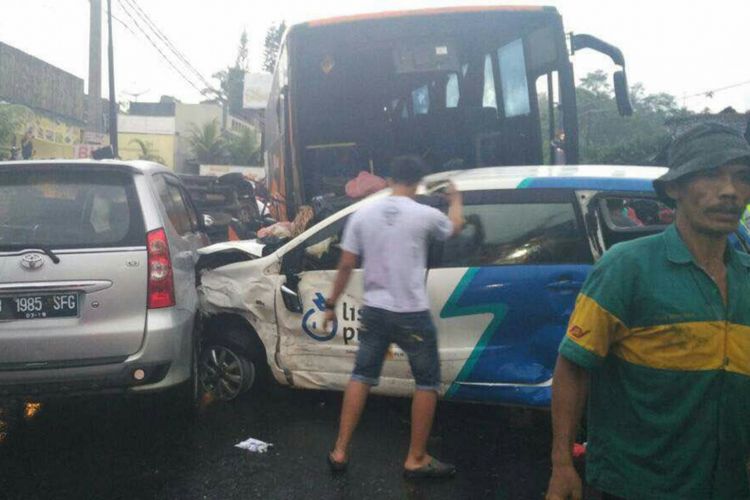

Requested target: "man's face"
[{"left": 666, "top": 163, "right": 750, "bottom": 236}]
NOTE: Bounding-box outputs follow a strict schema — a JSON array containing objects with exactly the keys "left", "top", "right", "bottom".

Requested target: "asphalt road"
[{"left": 0, "top": 386, "right": 558, "bottom": 500}]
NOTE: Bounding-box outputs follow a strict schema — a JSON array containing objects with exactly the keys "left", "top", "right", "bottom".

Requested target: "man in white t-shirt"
[{"left": 323, "top": 155, "right": 464, "bottom": 479}]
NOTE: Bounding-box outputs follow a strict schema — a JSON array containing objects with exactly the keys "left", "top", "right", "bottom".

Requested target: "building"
[
  {"left": 0, "top": 41, "right": 92, "bottom": 159},
  {"left": 118, "top": 100, "right": 261, "bottom": 172}
]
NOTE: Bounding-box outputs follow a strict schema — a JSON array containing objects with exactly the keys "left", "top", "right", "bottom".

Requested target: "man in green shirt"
[{"left": 547, "top": 123, "right": 750, "bottom": 500}]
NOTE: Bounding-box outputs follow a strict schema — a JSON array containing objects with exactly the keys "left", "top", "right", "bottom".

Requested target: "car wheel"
[{"left": 199, "top": 344, "right": 255, "bottom": 402}]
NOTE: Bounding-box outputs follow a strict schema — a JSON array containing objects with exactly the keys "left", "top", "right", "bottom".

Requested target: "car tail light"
[{"left": 147, "top": 228, "right": 175, "bottom": 309}]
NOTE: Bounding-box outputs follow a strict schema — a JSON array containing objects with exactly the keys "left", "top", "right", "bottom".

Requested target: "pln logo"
[{"left": 302, "top": 293, "right": 337, "bottom": 341}]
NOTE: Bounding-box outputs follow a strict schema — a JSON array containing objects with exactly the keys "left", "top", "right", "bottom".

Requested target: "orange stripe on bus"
[{"left": 306, "top": 5, "right": 548, "bottom": 27}]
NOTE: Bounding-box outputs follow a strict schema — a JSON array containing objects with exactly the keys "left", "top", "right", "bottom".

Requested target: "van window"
[
  {"left": 155, "top": 175, "right": 197, "bottom": 236},
  {"left": 301, "top": 215, "right": 351, "bottom": 271},
  {"left": 437, "top": 200, "right": 591, "bottom": 267},
  {"left": 598, "top": 196, "right": 674, "bottom": 249},
  {"left": 0, "top": 168, "right": 144, "bottom": 249}
]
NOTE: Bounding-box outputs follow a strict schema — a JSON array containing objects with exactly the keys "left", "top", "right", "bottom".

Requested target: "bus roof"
[{"left": 304, "top": 5, "right": 557, "bottom": 28}]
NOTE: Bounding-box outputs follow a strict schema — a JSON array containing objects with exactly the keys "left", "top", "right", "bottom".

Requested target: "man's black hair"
[{"left": 389, "top": 155, "right": 429, "bottom": 186}]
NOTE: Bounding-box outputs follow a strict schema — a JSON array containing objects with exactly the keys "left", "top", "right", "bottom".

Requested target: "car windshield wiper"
[
  {"left": 0, "top": 245, "right": 61, "bottom": 264},
  {"left": 34, "top": 246, "right": 61, "bottom": 264}
]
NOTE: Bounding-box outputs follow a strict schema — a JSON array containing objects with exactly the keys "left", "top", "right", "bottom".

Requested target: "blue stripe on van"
[
  {"left": 441, "top": 264, "right": 591, "bottom": 407},
  {"left": 518, "top": 176, "right": 655, "bottom": 192}
]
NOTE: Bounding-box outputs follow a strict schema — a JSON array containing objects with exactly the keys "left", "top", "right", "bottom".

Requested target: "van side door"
[{"left": 426, "top": 188, "right": 594, "bottom": 406}]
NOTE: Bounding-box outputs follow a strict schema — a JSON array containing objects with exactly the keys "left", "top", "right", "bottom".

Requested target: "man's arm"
[
  {"left": 323, "top": 250, "right": 357, "bottom": 329},
  {"left": 546, "top": 355, "right": 590, "bottom": 500},
  {"left": 446, "top": 182, "right": 464, "bottom": 235}
]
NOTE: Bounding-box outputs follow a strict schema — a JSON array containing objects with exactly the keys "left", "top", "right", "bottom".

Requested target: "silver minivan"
[{"left": 0, "top": 160, "right": 205, "bottom": 400}]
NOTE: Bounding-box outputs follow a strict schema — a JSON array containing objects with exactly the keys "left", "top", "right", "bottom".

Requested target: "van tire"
[{"left": 199, "top": 339, "right": 266, "bottom": 402}]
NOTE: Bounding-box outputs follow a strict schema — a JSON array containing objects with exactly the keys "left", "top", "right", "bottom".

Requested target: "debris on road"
[{"left": 234, "top": 436, "right": 273, "bottom": 454}]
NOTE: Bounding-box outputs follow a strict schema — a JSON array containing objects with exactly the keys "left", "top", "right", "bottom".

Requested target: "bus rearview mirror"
[{"left": 613, "top": 71, "right": 633, "bottom": 117}]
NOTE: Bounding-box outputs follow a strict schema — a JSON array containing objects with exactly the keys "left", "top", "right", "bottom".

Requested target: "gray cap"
[{"left": 653, "top": 122, "right": 750, "bottom": 204}]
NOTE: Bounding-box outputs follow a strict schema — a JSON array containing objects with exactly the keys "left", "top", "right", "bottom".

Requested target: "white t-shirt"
[{"left": 340, "top": 195, "right": 453, "bottom": 312}]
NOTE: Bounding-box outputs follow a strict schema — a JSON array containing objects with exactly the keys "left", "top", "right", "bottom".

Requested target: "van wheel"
[{"left": 199, "top": 344, "right": 256, "bottom": 401}]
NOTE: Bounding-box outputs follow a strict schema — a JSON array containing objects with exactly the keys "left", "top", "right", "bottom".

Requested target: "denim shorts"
[{"left": 351, "top": 306, "right": 441, "bottom": 391}]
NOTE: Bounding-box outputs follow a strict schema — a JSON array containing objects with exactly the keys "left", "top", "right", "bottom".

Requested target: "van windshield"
[{"left": 0, "top": 168, "right": 145, "bottom": 250}]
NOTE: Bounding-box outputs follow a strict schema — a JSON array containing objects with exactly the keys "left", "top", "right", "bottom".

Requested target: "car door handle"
[{"left": 545, "top": 280, "right": 584, "bottom": 291}]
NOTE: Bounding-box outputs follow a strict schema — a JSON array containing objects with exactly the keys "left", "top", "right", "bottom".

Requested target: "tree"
[
  {"left": 205, "top": 30, "right": 254, "bottom": 115},
  {"left": 226, "top": 127, "right": 260, "bottom": 165},
  {"left": 187, "top": 119, "right": 226, "bottom": 164},
  {"left": 0, "top": 104, "right": 32, "bottom": 159},
  {"left": 129, "top": 138, "right": 166, "bottom": 164},
  {"left": 262, "top": 21, "right": 286, "bottom": 73},
  {"left": 569, "top": 72, "right": 692, "bottom": 165},
  {"left": 236, "top": 29, "right": 250, "bottom": 72}
]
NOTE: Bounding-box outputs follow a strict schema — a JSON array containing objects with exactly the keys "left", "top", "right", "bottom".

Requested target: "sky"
[{"left": 1, "top": 0, "right": 749, "bottom": 113}]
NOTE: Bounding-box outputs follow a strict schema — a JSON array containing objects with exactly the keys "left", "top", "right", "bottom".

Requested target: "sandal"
[
  {"left": 327, "top": 451, "right": 348, "bottom": 473},
  {"left": 403, "top": 457, "right": 456, "bottom": 479}
]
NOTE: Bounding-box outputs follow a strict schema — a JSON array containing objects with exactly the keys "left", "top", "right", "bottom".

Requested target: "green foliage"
[
  {"left": 129, "top": 138, "right": 166, "bottom": 164},
  {"left": 0, "top": 104, "right": 32, "bottom": 159},
  {"left": 188, "top": 119, "right": 260, "bottom": 165},
  {"left": 226, "top": 127, "right": 260, "bottom": 166},
  {"left": 574, "top": 70, "right": 691, "bottom": 165},
  {"left": 206, "top": 30, "right": 250, "bottom": 114},
  {"left": 262, "top": 21, "right": 286, "bottom": 73},
  {"left": 236, "top": 29, "right": 250, "bottom": 71},
  {"left": 188, "top": 119, "right": 226, "bottom": 164}
]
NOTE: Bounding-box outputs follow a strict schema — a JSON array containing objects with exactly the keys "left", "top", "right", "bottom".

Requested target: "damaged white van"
[{"left": 197, "top": 165, "right": 739, "bottom": 406}]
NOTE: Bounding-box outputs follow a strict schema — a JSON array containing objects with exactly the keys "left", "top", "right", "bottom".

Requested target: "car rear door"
[
  {"left": 0, "top": 165, "right": 149, "bottom": 365},
  {"left": 425, "top": 188, "right": 593, "bottom": 406}
]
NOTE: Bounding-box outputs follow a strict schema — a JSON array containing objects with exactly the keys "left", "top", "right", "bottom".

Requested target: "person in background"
[
  {"left": 324, "top": 155, "right": 463, "bottom": 479},
  {"left": 546, "top": 123, "right": 750, "bottom": 500},
  {"left": 21, "top": 129, "right": 33, "bottom": 160}
]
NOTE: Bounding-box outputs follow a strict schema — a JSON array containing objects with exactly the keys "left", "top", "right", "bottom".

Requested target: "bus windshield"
[{"left": 265, "top": 7, "right": 628, "bottom": 219}]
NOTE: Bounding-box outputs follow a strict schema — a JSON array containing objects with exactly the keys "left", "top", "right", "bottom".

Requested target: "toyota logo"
[{"left": 20, "top": 253, "right": 45, "bottom": 271}]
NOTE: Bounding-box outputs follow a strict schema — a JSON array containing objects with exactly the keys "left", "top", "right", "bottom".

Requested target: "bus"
[{"left": 264, "top": 5, "right": 632, "bottom": 220}]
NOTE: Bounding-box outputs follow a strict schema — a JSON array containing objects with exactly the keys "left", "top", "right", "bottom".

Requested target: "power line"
[
  {"left": 120, "top": 0, "right": 213, "bottom": 91},
  {"left": 111, "top": 13, "right": 137, "bottom": 36},
  {"left": 684, "top": 78, "right": 750, "bottom": 100},
  {"left": 115, "top": 0, "right": 205, "bottom": 94}
]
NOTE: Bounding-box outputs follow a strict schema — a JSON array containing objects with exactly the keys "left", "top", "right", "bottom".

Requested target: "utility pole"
[
  {"left": 87, "top": 0, "right": 103, "bottom": 133},
  {"left": 107, "top": 0, "right": 118, "bottom": 156}
]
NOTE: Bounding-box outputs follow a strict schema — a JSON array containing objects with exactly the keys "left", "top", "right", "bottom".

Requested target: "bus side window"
[
  {"left": 498, "top": 39, "right": 531, "bottom": 117},
  {"left": 482, "top": 54, "right": 497, "bottom": 109},
  {"left": 446, "top": 73, "right": 460, "bottom": 108}
]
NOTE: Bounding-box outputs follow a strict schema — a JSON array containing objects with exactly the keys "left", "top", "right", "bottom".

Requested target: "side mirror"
[
  {"left": 613, "top": 71, "right": 633, "bottom": 117},
  {"left": 281, "top": 275, "right": 303, "bottom": 313}
]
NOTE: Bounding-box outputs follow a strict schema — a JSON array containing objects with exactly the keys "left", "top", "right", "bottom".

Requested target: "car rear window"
[{"left": 0, "top": 168, "right": 145, "bottom": 250}]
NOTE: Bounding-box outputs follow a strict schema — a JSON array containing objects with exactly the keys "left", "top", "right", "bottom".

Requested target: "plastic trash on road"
[{"left": 235, "top": 436, "right": 273, "bottom": 454}]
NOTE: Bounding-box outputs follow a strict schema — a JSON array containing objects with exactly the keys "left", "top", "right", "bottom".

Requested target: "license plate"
[{"left": 0, "top": 293, "right": 79, "bottom": 320}]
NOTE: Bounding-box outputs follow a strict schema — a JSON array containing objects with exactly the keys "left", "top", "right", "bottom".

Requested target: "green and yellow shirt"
[{"left": 560, "top": 224, "right": 750, "bottom": 500}]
